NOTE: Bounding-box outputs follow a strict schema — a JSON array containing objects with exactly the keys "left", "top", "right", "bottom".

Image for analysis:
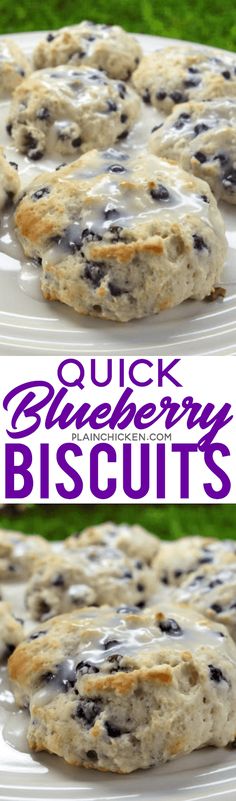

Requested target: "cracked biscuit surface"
[
  {"left": 7, "top": 66, "right": 140, "bottom": 160},
  {"left": 33, "top": 21, "right": 142, "bottom": 80},
  {"left": 150, "top": 98, "right": 236, "bottom": 203},
  {"left": 133, "top": 45, "right": 236, "bottom": 114},
  {"left": 9, "top": 603, "right": 236, "bottom": 773},
  {"left": 14, "top": 148, "right": 227, "bottom": 322}
]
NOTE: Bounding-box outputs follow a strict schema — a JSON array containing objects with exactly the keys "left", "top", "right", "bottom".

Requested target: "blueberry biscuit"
[
  {"left": 0, "top": 602, "right": 23, "bottom": 662},
  {"left": 14, "top": 149, "right": 227, "bottom": 322},
  {"left": 0, "top": 148, "right": 20, "bottom": 211},
  {"left": 150, "top": 98, "right": 236, "bottom": 203},
  {"left": 7, "top": 66, "right": 140, "bottom": 160},
  {"left": 25, "top": 545, "right": 156, "bottom": 620},
  {"left": 176, "top": 563, "right": 236, "bottom": 641},
  {"left": 66, "top": 522, "right": 160, "bottom": 564},
  {"left": 0, "top": 529, "right": 50, "bottom": 580},
  {"left": 9, "top": 603, "right": 236, "bottom": 773},
  {"left": 0, "top": 39, "right": 31, "bottom": 96},
  {"left": 133, "top": 45, "right": 236, "bottom": 114},
  {"left": 33, "top": 21, "right": 142, "bottom": 80},
  {"left": 153, "top": 536, "right": 236, "bottom": 587}
]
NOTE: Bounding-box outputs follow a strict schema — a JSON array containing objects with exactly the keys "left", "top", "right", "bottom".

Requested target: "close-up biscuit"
[
  {"left": 9, "top": 603, "right": 236, "bottom": 772},
  {"left": 133, "top": 45, "right": 236, "bottom": 113},
  {"left": 14, "top": 148, "right": 227, "bottom": 321}
]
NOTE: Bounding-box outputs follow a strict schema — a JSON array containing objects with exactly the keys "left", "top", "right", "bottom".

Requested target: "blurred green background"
[
  {"left": 0, "top": 504, "right": 236, "bottom": 541},
  {"left": 0, "top": 0, "right": 235, "bottom": 51}
]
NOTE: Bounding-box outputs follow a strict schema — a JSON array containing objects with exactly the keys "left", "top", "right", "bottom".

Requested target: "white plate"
[
  {"left": 1, "top": 579, "right": 236, "bottom": 800},
  {"left": 0, "top": 31, "right": 235, "bottom": 355}
]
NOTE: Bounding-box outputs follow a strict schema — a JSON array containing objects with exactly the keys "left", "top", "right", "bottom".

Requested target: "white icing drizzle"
[
  {"left": 0, "top": 90, "right": 161, "bottom": 299},
  {"left": 69, "top": 606, "right": 227, "bottom": 666}
]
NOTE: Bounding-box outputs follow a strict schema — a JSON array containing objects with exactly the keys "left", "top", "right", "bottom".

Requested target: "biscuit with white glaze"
[
  {"left": 133, "top": 45, "right": 236, "bottom": 113},
  {"left": 33, "top": 21, "right": 142, "bottom": 80},
  {"left": 7, "top": 66, "right": 140, "bottom": 160},
  {"left": 9, "top": 603, "right": 236, "bottom": 773},
  {"left": 25, "top": 545, "right": 156, "bottom": 620},
  {"left": 14, "top": 148, "right": 227, "bottom": 322}
]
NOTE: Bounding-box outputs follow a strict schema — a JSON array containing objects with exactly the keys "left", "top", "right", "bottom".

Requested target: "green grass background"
[
  {"left": 0, "top": 0, "right": 235, "bottom": 51},
  {"left": 1, "top": 504, "right": 236, "bottom": 541}
]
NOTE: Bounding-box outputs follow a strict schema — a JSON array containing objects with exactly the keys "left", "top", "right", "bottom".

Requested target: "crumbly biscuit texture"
[
  {"left": 14, "top": 148, "right": 227, "bottom": 322},
  {"left": 0, "top": 38, "right": 31, "bottom": 96},
  {"left": 133, "top": 45, "right": 236, "bottom": 113},
  {"left": 25, "top": 545, "right": 156, "bottom": 620},
  {"left": 0, "top": 148, "right": 20, "bottom": 211},
  {"left": 66, "top": 522, "right": 160, "bottom": 564},
  {"left": 0, "top": 529, "right": 51, "bottom": 580},
  {"left": 7, "top": 66, "right": 140, "bottom": 160},
  {"left": 150, "top": 98, "right": 236, "bottom": 203},
  {"left": 33, "top": 22, "right": 142, "bottom": 80},
  {"left": 0, "top": 601, "right": 23, "bottom": 662},
  {"left": 9, "top": 603, "right": 236, "bottom": 773}
]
